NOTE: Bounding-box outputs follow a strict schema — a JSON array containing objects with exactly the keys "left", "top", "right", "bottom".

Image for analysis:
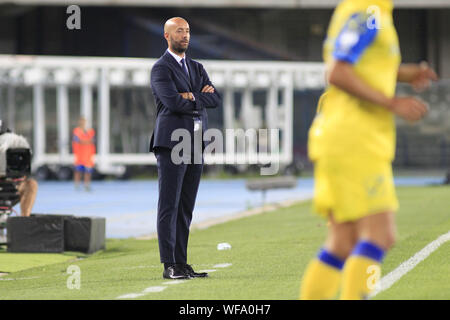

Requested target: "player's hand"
[
  {"left": 179, "top": 92, "right": 194, "bottom": 100},
  {"left": 388, "top": 96, "right": 429, "bottom": 122},
  {"left": 201, "top": 85, "right": 214, "bottom": 93},
  {"left": 409, "top": 62, "right": 438, "bottom": 92}
]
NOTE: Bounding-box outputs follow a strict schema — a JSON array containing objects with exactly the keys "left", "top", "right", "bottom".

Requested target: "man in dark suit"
[{"left": 150, "top": 17, "right": 221, "bottom": 279}]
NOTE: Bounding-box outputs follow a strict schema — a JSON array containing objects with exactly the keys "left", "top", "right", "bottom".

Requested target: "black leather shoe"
[
  {"left": 183, "top": 264, "right": 208, "bottom": 278},
  {"left": 163, "top": 265, "right": 191, "bottom": 280}
]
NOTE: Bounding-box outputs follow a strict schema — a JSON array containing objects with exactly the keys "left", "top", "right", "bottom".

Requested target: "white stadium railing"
[{"left": 0, "top": 54, "right": 326, "bottom": 176}]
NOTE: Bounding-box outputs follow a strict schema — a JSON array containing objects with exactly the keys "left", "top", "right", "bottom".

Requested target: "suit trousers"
[{"left": 155, "top": 147, "right": 203, "bottom": 264}]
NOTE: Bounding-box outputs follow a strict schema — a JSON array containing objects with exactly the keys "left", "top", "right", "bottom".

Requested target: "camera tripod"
[{"left": 0, "top": 179, "right": 21, "bottom": 246}]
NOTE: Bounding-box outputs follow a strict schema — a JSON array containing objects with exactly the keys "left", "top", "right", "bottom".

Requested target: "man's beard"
[{"left": 170, "top": 38, "right": 188, "bottom": 54}]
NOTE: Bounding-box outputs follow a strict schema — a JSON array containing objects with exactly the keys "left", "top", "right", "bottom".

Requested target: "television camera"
[{"left": 0, "top": 122, "right": 32, "bottom": 244}]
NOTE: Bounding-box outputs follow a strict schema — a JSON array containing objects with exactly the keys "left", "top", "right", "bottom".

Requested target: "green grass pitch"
[{"left": 0, "top": 185, "right": 449, "bottom": 300}]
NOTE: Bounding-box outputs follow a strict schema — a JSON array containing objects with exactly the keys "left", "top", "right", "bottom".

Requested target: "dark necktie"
[{"left": 180, "top": 58, "right": 189, "bottom": 79}]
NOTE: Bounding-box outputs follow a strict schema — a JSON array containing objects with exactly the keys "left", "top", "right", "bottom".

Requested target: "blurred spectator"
[{"left": 72, "top": 117, "right": 96, "bottom": 191}]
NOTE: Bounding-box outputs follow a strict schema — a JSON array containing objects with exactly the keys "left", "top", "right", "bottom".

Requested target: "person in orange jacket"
[{"left": 72, "top": 117, "right": 96, "bottom": 191}]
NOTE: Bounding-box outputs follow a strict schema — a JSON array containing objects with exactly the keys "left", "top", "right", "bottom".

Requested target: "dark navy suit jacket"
[{"left": 149, "top": 51, "right": 221, "bottom": 152}]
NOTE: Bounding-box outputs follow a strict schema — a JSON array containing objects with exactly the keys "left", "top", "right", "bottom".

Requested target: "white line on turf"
[
  {"left": 0, "top": 276, "right": 41, "bottom": 281},
  {"left": 116, "top": 293, "right": 146, "bottom": 299},
  {"left": 143, "top": 286, "right": 167, "bottom": 293},
  {"left": 370, "top": 230, "right": 450, "bottom": 298},
  {"left": 213, "top": 263, "right": 232, "bottom": 268},
  {"left": 115, "top": 262, "right": 232, "bottom": 299},
  {"left": 117, "top": 286, "right": 167, "bottom": 299},
  {"left": 122, "top": 265, "right": 161, "bottom": 270}
]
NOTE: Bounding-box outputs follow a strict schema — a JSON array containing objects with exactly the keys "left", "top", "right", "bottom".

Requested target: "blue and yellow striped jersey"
[{"left": 308, "top": 0, "right": 401, "bottom": 161}]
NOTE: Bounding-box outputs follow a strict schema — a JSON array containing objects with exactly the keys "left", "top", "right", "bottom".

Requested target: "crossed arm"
[
  {"left": 179, "top": 84, "right": 215, "bottom": 100},
  {"left": 179, "top": 64, "right": 221, "bottom": 109},
  {"left": 151, "top": 63, "right": 221, "bottom": 113},
  {"left": 151, "top": 64, "right": 198, "bottom": 114}
]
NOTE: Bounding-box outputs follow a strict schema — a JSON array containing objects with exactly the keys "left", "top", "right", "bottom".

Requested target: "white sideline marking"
[
  {"left": 370, "top": 230, "right": 450, "bottom": 298},
  {"left": 143, "top": 286, "right": 167, "bottom": 293},
  {"left": 122, "top": 265, "right": 160, "bottom": 270},
  {"left": 198, "top": 269, "right": 217, "bottom": 273},
  {"left": 117, "top": 293, "right": 146, "bottom": 299},
  {"left": 0, "top": 276, "right": 40, "bottom": 281},
  {"left": 213, "top": 263, "right": 232, "bottom": 268},
  {"left": 117, "top": 286, "right": 167, "bottom": 299},
  {"left": 115, "top": 262, "right": 232, "bottom": 299}
]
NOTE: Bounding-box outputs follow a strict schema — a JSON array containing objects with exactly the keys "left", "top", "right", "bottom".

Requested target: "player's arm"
[
  {"left": 329, "top": 62, "right": 427, "bottom": 122},
  {"left": 328, "top": 61, "right": 392, "bottom": 108},
  {"left": 329, "top": 13, "right": 428, "bottom": 122},
  {"left": 397, "top": 62, "right": 438, "bottom": 92}
]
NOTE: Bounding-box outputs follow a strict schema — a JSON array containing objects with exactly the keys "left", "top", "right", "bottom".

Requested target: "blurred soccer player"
[
  {"left": 72, "top": 117, "right": 96, "bottom": 191},
  {"left": 300, "top": 0, "right": 438, "bottom": 300}
]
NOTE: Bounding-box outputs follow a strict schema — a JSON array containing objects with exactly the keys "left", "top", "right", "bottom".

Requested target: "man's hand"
[
  {"left": 387, "top": 97, "right": 429, "bottom": 122},
  {"left": 179, "top": 86, "right": 214, "bottom": 100},
  {"left": 201, "top": 85, "right": 215, "bottom": 93},
  {"left": 179, "top": 92, "right": 194, "bottom": 100},
  {"left": 398, "top": 62, "right": 438, "bottom": 92}
]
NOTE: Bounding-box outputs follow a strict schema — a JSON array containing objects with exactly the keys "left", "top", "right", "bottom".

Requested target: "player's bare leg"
[
  {"left": 340, "top": 211, "right": 396, "bottom": 299},
  {"left": 17, "top": 178, "right": 38, "bottom": 217},
  {"left": 324, "top": 213, "right": 358, "bottom": 260},
  {"left": 300, "top": 212, "right": 357, "bottom": 299},
  {"left": 356, "top": 211, "right": 396, "bottom": 250}
]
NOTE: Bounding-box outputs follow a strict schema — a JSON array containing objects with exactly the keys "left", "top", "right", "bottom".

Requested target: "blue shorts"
[{"left": 75, "top": 165, "right": 94, "bottom": 173}]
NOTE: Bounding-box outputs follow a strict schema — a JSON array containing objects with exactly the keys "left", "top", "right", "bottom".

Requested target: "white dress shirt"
[
  {"left": 166, "top": 48, "right": 195, "bottom": 102},
  {"left": 167, "top": 48, "right": 189, "bottom": 77}
]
